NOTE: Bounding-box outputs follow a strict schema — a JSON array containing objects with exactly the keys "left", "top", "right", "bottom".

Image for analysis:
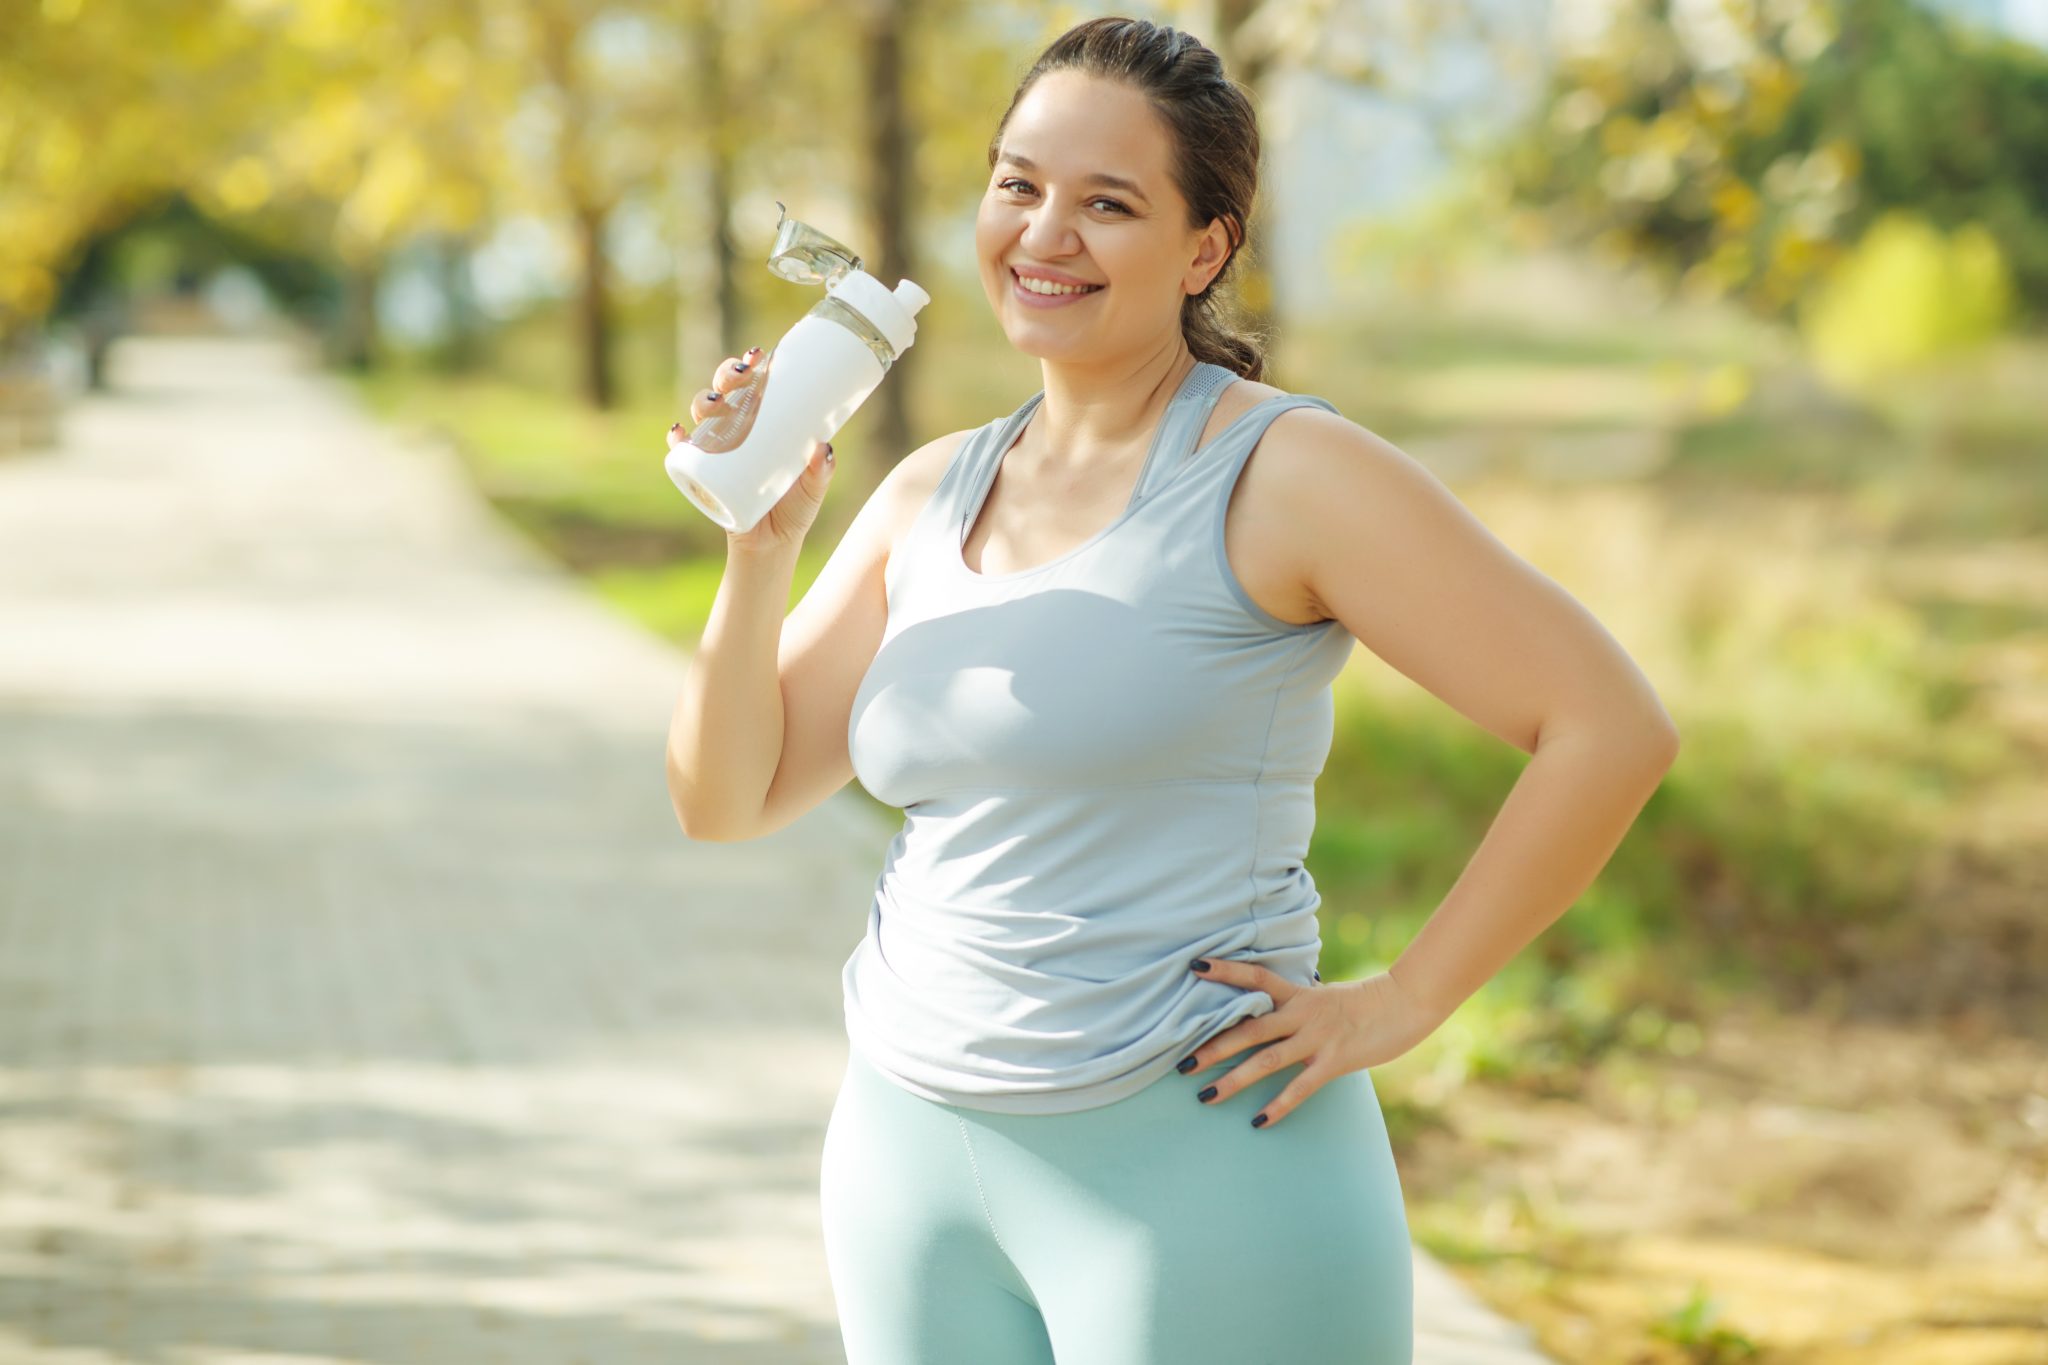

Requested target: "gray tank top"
[{"left": 842, "top": 360, "right": 1355, "bottom": 1113}]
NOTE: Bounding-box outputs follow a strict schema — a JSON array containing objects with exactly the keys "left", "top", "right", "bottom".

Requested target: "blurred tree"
[
  {"left": 432, "top": 229, "right": 491, "bottom": 373},
  {"left": 1794, "top": 0, "right": 2048, "bottom": 314},
  {"left": 1800, "top": 209, "right": 2015, "bottom": 389},
  {"left": 0, "top": 0, "right": 249, "bottom": 348},
  {"left": 51, "top": 196, "right": 340, "bottom": 386},
  {"left": 8, "top": 0, "right": 510, "bottom": 369},
  {"left": 672, "top": 0, "right": 743, "bottom": 411},
  {"left": 1209, "top": 0, "right": 1285, "bottom": 370},
  {"left": 488, "top": 0, "right": 720, "bottom": 409},
  {"left": 860, "top": 0, "right": 920, "bottom": 463},
  {"left": 1492, "top": 0, "right": 2048, "bottom": 325},
  {"left": 1171, "top": 0, "right": 1529, "bottom": 385}
]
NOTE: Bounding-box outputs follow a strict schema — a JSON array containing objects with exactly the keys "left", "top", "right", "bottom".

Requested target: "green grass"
[
  {"left": 352, "top": 365, "right": 724, "bottom": 566},
  {"left": 587, "top": 548, "right": 832, "bottom": 640}
]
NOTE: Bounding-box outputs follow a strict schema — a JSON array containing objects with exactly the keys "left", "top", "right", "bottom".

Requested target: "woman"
[{"left": 665, "top": 16, "right": 1679, "bottom": 1364}]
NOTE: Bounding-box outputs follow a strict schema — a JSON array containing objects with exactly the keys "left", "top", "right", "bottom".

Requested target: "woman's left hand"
[{"left": 1182, "top": 961, "right": 1448, "bottom": 1129}]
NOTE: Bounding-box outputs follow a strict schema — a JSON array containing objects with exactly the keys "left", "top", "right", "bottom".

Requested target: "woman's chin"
[{"left": 997, "top": 324, "right": 1101, "bottom": 361}]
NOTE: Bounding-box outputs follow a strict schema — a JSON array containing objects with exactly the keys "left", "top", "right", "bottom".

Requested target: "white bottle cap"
[{"left": 827, "top": 270, "right": 929, "bottom": 355}]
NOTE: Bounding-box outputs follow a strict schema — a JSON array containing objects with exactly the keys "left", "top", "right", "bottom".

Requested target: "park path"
[{"left": 0, "top": 331, "right": 1554, "bottom": 1364}]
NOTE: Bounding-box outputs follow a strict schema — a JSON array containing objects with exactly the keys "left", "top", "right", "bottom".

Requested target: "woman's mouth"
[{"left": 1011, "top": 268, "right": 1106, "bottom": 309}]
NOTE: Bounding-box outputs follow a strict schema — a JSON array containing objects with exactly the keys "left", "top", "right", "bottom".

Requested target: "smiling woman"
[
  {"left": 812, "top": 16, "right": 1428, "bottom": 1365},
  {"left": 974, "top": 55, "right": 1262, "bottom": 384},
  {"left": 658, "top": 13, "right": 1677, "bottom": 1365}
]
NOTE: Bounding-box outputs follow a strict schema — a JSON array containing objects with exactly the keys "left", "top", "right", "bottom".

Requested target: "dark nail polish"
[
  {"left": 734, "top": 361, "right": 750, "bottom": 373},
  {"left": 1196, "top": 1085, "right": 1217, "bottom": 1103},
  {"left": 1176, "top": 1055, "right": 1197, "bottom": 1074},
  {"left": 707, "top": 392, "right": 721, "bottom": 403},
  {"left": 1190, "top": 958, "right": 1211, "bottom": 973},
  {"left": 1251, "top": 1113, "right": 1268, "bottom": 1128}
]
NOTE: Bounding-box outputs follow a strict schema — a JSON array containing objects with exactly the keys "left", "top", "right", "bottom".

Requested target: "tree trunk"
[
  {"left": 533, "top": 4, "right": 614, "bottom": 410},
  {"left": 436, "top": 232, "right": 483, "bottom": 373},
  {"left": 341, "top": 259, "right": 381, "bottom": 372},
  {"left": 575, "top": 201, "right": 614, "bottom": 410},
  {"left": 862, "top": 0, "right": 918, "bottom": 470},
  {"left": 1212, "top": 0, "right": 1283, "bottom": 383},
  {"left": 708, "top": 71, "right": 741, "bottom": 364},
  {"left": 676, "top": 2, "right": 740, "bottom": 410}
]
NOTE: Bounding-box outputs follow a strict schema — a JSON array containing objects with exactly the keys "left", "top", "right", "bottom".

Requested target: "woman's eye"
[{"left": 996, "top": 178, "right": 1128, "bottom": 215}]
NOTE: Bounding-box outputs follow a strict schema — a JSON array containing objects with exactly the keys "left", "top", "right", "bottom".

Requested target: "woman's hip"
[
  {"left": 827, "top": 1040, "right": 1413, "bottom": 1264},
  {"left": 822, "top": 1040, "right": 1415, "bottom": 1361}
]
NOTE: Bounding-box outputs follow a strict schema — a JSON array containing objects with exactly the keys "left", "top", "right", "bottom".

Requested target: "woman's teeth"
[{"left": 1016, "top": 273, "right": 1102, "bottom": 296}]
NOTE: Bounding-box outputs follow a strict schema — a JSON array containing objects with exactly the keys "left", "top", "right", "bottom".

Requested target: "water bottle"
[{"left": 665, "top": 203, "right": 930, "bottom": 533}]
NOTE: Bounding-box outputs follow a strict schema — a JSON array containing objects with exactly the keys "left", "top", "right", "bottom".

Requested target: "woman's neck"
[{"left": 1024, "top": 344, "right": 1199, "bottom": 473}]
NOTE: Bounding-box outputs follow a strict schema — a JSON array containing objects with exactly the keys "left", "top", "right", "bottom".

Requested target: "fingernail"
[
  {"left": 823, "top": 443, "right": 835, "bottom": 467},
  {"left": 669, "top": 422, "right": 684, "bottom": 434},
  {"left": 1196, "top": 1085, "right": 1217, "bottom": 1104},
  {"left": 746, "top": 347, "right": 763, "bottom": 359},
  {"left": 1176, "top": 1055, "right": 1197, "bottom": 1074},
  {"left": 1190, "top": 959, "right": 1211, "bottom": 973},
  {"left": 734, "top": 361, "right": 750, "bottom": 373},
  {"left": 706, "top": 392, "right": 721, "bottom": 403},
  {"left": 1251, "top": 1113, "right": 1269, "bottom": 1128}
]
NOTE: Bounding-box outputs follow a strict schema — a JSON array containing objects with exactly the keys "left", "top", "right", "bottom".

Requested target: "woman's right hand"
[{"left": 667, "top": 345, "right": 836, "bottom": 556}]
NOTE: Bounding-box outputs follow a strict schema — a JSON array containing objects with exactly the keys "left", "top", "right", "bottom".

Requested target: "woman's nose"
[{"left": 1019, "top": 213, "right": 1079, "bottom": 254}]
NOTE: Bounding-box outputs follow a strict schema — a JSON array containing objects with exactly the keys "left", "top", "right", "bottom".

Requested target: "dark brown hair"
[{"left": 987, "top": 16, "right": 1270, "bottom": 381}]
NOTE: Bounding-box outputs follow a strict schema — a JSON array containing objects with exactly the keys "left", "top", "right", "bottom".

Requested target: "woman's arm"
[
  {"left": 1272, "top": 408, "right": 1681, "bottom": 1022},
  {"left": 666, "top": 538, "right": 810, "bottom": 840}
]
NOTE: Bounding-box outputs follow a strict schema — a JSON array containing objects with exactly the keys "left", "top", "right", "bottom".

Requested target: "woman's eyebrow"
[{"left": 996, "top": 151, "right": 1151, "bottom": 203}]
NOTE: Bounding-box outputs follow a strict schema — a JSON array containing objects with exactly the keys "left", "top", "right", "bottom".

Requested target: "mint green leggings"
[{"left": 819, "top": 1038, "right": 1415, "bottom": 1363}]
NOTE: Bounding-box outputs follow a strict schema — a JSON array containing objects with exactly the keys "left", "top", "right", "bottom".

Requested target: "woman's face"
[{"left": 976, "top": 69, "right": 1229, "bottom": 367}]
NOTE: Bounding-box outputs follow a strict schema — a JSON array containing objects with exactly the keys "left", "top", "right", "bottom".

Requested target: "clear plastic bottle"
[{"left": 666, "top": 203, "right": 930, "bottom": 533}]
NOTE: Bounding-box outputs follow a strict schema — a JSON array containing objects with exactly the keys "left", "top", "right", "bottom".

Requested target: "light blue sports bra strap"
[
  {"left": 948, "top": 363, "right": 1234, "bottom": 525},
  {"left": 929, "top": 366, "right": 1330, "bottom": 541},
  {"left": 923, "top": 396, "right": 1037, "bottom": 549},
  {"left": 1195, "top": 391, "right": 1344, "bottom": 511},
  {"left": 1132, "top": 362, "right": 1239, "bottom": 502},
  {"left": 1244, "top": 392, "right": 1342, "bottom": 425}
]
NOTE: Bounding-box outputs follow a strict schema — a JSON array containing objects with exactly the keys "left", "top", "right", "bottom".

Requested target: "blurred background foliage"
[
  {"left": 5, "top": 0, "right": 2046, "bottom": 1357},
  {"left": 1493, "top": 0, "right": 2044, "bottom": 389}
]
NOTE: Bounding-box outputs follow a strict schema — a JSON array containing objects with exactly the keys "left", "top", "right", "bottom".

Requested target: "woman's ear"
[{"left": 1185, "top": 217, "right": 1233, "bottom": 295}]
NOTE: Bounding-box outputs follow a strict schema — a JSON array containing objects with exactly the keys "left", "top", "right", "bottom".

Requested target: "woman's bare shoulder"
[
  {"left": 883, "top": 426, "right": 975, "bottom": 501},
  {"left": 887, "top": 426, "right": 978, "bottom": 501},
  {"left": 869, "top": 426, "right": 980, "bottom": 555}
]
